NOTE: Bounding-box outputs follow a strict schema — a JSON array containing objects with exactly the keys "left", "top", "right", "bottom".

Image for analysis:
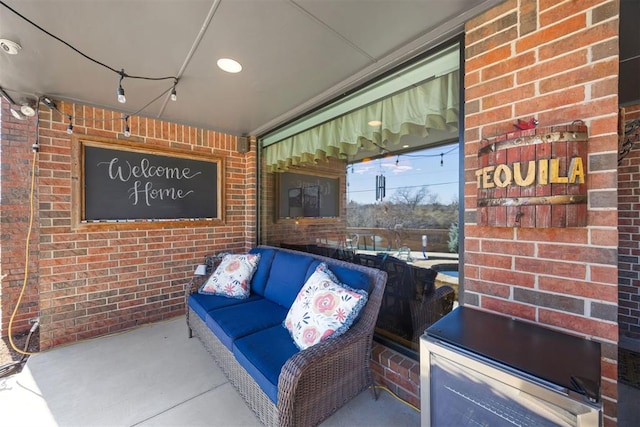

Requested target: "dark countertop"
[{"left": 425, "top": 306, "right": 601, "bottom": 400}]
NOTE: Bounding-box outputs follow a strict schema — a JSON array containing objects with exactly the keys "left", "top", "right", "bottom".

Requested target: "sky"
[{"left": 347, "top": 143, "right": 459, "bottom": 205}]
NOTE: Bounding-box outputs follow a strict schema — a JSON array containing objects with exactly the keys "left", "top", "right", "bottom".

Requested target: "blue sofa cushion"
[
  {"left": 233, "top": 325, "right": 299, "bottom": 403},
  {"left": 248, "top": 247, "right": 276, "bottom": 296},
  {"left": 306, "top": 260, "right": 371, "bottom": 293},
  {"left": 188, "top": 292, "right": 262, "bottom": 323},
  {"left": 263, "top": 251, "right": 314, "bottom": 308},
  {"left": 206, "top": 299, "right": 288, "bottom": 350}
]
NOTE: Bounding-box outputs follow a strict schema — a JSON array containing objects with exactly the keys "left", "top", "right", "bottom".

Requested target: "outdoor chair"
[
  {"left": 353, "top": 253, "right": 384, "bottom": 269},
  {"left": 377, "top": 256, "right": 455, "bottom": 344}
]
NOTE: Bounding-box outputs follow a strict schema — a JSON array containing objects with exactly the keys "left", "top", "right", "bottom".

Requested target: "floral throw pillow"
[
  {"left": 284, "top": 263, "right": 368, "bottom": 350},
  {"left": 198, "top": 253, "right": 261, "bottom": 299}
]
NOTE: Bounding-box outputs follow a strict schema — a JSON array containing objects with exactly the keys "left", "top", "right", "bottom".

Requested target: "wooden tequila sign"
[{"left": 476, "top": 122, "right": 588, "bottom": 228}]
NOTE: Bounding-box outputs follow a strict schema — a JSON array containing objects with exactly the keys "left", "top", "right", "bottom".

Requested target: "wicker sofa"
[{"left": 185, "top": 246, "right": 387, "bottom": 427}]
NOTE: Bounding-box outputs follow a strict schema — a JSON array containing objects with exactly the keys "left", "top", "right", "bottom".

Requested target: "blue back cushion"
[
  {"left": 305, "top": 260, "right": 371, "bottom": 293},
  {"left": 263, "top": 251, "right": 314, "bottom": 308},
  {"left": 327, "top": 264, "right": 371, "bottom": 293},
  {"left": 248, "top": 247, "right": 276, "bottom": 296}
]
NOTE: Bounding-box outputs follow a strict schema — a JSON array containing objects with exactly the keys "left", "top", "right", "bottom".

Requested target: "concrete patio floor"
[
  {"left": 0, "top": 318, "right": 419, "bottom": 427},
  {"left": 2, "top": 317, "right": 640, "bottom": 426}
]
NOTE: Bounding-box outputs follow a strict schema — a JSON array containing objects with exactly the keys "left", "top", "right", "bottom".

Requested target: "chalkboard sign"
[
  {"left": 72, "top": 137, "right": 224, "bottom": 227},
  {"left": 277, "top": 171, "right": 339, "bottom": 219}
]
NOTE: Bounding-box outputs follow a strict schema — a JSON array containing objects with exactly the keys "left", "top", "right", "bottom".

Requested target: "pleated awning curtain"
[{"left": 265, "top": 69, "right": 459, "bottom": 172}]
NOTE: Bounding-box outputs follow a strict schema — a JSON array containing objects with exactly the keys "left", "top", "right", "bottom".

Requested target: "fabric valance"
[{"left": 265, "top": 70, "right": 459, "bottom": 172}]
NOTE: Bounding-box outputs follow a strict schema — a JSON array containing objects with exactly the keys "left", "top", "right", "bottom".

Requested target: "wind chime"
[{"left": 375, "top": 174, "right": 386, "bottom": 201}]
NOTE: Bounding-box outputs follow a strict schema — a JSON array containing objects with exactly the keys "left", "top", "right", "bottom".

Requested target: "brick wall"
[
  {"left": 371, "top": 343, "right": 420, "bottom": 409},
  {"left": 464, "top": 1, "right": 619, "bottom": 425},
  {"left": 1, "top": 99, "right": 256, "bottom": 349},
  {"left": 618, "top": 103, "right": 640, "bottom": 339},
  {"left": 0, "top": 99, "right": 41, "bottom": 335}
]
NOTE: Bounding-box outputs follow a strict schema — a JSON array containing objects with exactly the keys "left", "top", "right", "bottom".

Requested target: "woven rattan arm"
[
  {"left": 185, "top": 275, "right": 207, "bottom": 338},
  {"left": 276, "top": 268, "right": 387, "bottom": 427}
]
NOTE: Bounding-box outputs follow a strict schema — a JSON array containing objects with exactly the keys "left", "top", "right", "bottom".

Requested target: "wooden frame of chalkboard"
[
  {"left": 71, "top": 135, "right": 224, "bottom": 230},
  {"left": 276, "top": 170, "right": 341, "bottom": 222}
]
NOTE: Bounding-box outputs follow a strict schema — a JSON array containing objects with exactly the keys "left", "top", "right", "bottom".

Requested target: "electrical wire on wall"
[{"left": 0, "top": 98, "right": 41, "bottom": 378}]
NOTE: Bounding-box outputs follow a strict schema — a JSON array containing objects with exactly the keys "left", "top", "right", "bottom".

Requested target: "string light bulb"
[
  {"left": 66, "top": 116, "right": 73, "bottom": 134},
  {"left": 117, "top": 69, "right": 126, "bottom": 103},
  {"left": 440, "top": 152, "right": 444, "bottom": 167},
  {"left": 122, "top": 114, "right": 130, "bottom": 137},
  {"left": 170, "top": 79, "right": 177, "bottom": 101}
]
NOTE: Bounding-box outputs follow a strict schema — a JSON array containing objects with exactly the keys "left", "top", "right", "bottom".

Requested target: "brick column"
[
  {"left": 464, "top": 1, "right": 620, "bottom": 425},
  {"left": 0, "top": 98, "right": 40, "bottom": 337}
]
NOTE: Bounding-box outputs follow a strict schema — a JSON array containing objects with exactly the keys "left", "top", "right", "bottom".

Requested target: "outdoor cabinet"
[{"left": 420, "top": 307, "right": 602, "bottom": 427}]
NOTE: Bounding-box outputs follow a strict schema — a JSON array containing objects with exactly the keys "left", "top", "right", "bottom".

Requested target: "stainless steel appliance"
[{"left": 421, "top": 307, "right": 602, "bottom": 426}]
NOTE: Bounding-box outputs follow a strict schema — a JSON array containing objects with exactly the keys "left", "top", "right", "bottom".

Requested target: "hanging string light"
[
  {"left": 122, "top": 114, "right": 130, "bottom": 137},
  {"left": 116, "top": 70, "right": 126, "bottom": 104},
  {"left": 0, "top": 1, "right": 179, "bottom": 110},
  {"left": 170, "top": 79, "right": 178, "bottom": 102},
  {"left": 66, "top": 115, "right": 73, "bottom": 134}
]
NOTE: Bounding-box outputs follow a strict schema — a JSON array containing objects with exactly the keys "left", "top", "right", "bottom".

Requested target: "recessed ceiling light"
[
  {"left": 402, "top": 144, "right": 410, "bottom": 148},
  {"left": 368, "top": 120, "right": 382, "bottom": 127},
  {"left": 0, "top": 39, "right": 21, "bottom": 55},
  {"left": 217, "top": 58, "right": 242, "bottom": 73}
]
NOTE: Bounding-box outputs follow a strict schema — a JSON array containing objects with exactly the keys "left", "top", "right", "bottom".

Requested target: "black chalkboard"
[
  {"left": 278, "top": 172, "right": 339, "bottom": 218},
  {"left": 80, "top": 142, "right": 221, "bottom": 221}
]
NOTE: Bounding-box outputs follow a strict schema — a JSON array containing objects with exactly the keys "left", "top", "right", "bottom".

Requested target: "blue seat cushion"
[
  {"left": 263, "top": 251, "right": 314, "bottom": 308},
  {"left": 233, "top": 325, "right": 299, "bottom": 403},
  {"left": 188, "top": 292, "right": 262, "bottom": 323},
  {"left": 206, "top": 299, "right": 288, "bottom": 350},
  {"left": 248, "top": 247, "right": 276, "bottom": 296}
]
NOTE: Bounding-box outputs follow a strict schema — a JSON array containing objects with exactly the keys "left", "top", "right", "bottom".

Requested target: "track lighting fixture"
[
  {"left": 117, "top": 70, "right": 126, "bottom": 104},
  {"left": 41, "top": 97, "right": 57, "bottom": 109},
  {"left": 170, "top": 79, "right": 177, "bottom": 101},
  {"left": 10, "top": 108, "right": 26, "bottom": 120},
  {"left": 20, "top": 102, "right": 36, "bottom": 117}
]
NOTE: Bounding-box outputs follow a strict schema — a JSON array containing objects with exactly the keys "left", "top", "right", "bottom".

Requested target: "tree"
[{"left": 448, "top": 222, "right": 459, "bottom": 253}]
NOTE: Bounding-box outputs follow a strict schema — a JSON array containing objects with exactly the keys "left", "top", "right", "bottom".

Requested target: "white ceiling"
[{"left": 0, "top": 0, "right": 501, "bottom": 137}]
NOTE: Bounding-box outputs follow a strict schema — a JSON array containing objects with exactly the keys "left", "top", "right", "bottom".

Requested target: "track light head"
[
  {"left": 10, "top": 108, "right": 26, "bottom": 120},
  {"left": 20, "top": 102, "right": 36, "bottom": 117},
  {"left": 41, "top": 96, "right": 57, "bottom": 109}
]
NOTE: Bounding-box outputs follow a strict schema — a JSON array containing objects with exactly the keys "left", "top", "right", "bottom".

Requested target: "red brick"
[
  {"left": 516, "top": 14, "right": 587, "bottom": 54},
  {"left": 481, "top": 297, "right": 536, "bottom": 320},
  {"left": 538, "top": 309, "right": 617, "bottom": 340}
]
